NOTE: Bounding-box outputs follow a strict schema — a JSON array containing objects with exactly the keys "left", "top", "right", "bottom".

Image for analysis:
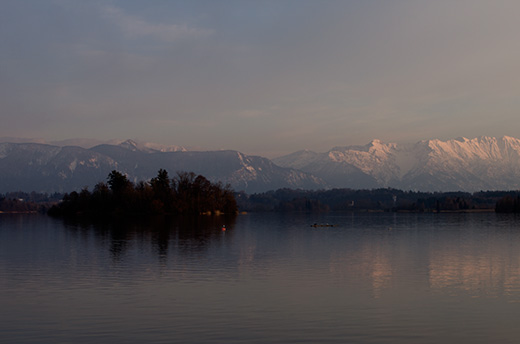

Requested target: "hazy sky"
[{"left": 2, "top": 0, "right": 520, "bottom": 157}]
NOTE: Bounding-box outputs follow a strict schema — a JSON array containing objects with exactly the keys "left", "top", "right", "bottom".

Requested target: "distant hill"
[
  {"left": 0, "top": 137, "right": 187, "bottom": 151},
  {"left": 0, "top": 140, "right": 324, "bottom": 193}
]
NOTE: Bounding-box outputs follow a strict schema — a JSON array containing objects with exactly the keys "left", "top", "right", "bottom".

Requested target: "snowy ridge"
[
  {"left": 0, "top": 141, "right": 323, "bottom": 193},
  {"left": 2, "top": 136, "right": 520, "bottom": 193},
  {"left": 117, "top": 139, "right": 187, "bottom": 153},
  {"left": 274, "top": 136, "right": 520, "bottom": 191}
]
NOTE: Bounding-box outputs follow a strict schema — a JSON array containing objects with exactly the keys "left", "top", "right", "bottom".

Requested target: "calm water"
[{"left": 2, "top": 212, "right": 520, "bottom": 343}]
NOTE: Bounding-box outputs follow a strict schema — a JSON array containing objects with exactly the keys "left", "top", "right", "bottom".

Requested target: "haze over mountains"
[
  {"left": 0, "top": 137, "right": 187, "bottom": 152},
  {"left": 1, "top": 136, "right": 520, "bottom": 194},
  {"left": 0, "top": 139, "right": 323, "bottom": 193}
]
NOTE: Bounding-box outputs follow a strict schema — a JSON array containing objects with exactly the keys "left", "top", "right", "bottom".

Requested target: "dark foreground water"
[{"left": 2, "top": 212, "right": 520, "bottom": 343}]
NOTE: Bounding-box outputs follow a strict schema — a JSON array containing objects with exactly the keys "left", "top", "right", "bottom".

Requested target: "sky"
[{"left": 2, "top": 0, "right": 520, "bottom": 157}]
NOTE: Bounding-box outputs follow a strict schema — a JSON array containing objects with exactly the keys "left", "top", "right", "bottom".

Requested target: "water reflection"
[
  {"left": 60, "top": 215, "right": 237, "bottom": 262},
  {"left": 4, "top": 213, "right": 520, "bottom": 343},
  {"left": 428, "top": 226, "right": 520, "bottom": 299},
  {"left": 24, "top": 212, "right": 520, "bottom": 302},
  {"left": 323, "top": 213, "right": 520, "bottom": 301}
]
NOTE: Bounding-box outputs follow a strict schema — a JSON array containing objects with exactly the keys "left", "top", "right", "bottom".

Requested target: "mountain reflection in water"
[{"left": 3, "top": 212, "right": 520, "bottom": 343}]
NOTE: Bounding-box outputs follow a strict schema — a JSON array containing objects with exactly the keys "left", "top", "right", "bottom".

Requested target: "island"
[{"left": 48, "top": 169, "right": 238, "bottom": 217}]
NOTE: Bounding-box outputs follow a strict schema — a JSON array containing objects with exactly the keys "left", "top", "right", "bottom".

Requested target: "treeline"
[
  {"left": 495, "top": 194, "right": 520, "bottom": 213},
  {"left": 236, "top": 188, "right": 512, "bottom": 212},
  {"left": 0, "top": 192, "right": 62, "bottom": 213},
  {"left": 48, "top": 169, "right": 237, "bottom": 217}
]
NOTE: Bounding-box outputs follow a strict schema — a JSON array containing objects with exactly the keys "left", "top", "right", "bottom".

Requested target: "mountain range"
[
  {"left": 1, "top": 136, "right": 520, "bottom": 193},
  {"left": 0, "top": 139, "right": 323, "bottom": 193},
  {"left": 274, "top": 136, "right": 520, "bottom": 192}
]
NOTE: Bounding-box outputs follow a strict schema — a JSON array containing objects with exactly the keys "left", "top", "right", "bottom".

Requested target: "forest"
[
  {"left": 236, "top": 188, "right": 520, "bottom": 213},
  {"left": 48, "top": 169, "right": 238, "bottom": 217},
  {"left": 3, "top": 176, "right": 520, "bottom": 215},
  {"left": 0, "top": 192, "right": 62, "bottom": 213},
  {"left": 495, "top": 195, "right": 520, "bottom": 213}
]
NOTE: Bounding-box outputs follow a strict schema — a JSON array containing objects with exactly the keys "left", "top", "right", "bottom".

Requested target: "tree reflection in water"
[{"left": 61, "top": 214, "right": 237, "bottom": 262}]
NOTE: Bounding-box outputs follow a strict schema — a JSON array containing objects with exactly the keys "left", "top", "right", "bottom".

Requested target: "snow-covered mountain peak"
[
  {"left": 328, "top": 139, "right": 397, "bottom": 160},
  {"left": 366, "top": 139, "right": 398, "bottom": 156},
  {"left": 141, "top": 142, "right": 187, "bottom": 153},
  {"left": 367, "top": 138, "right": 393, "bottom": 148},
  {"left": 418, "top": 136, "right": 520, "bottom": 163},
  {"left": 119, "top": 139, "right": 140, "bottom": 151},
  {"left": 115, "top": 139, "right": 187, "bottom": 153},
  {"left": 272, "top": 149, "right": 320, "bottom": 170},
  {"left": 275, "top": 136, "right": 520, "bottom": 191},
  {"left": 0, "top": 142, "right": 324, "bottom": 193},
  {"left": 502, "top": 135, "right": 518, "bottom": 143},
  {"left": 5, "top": 135, "right": 520, "bottom": 193}
]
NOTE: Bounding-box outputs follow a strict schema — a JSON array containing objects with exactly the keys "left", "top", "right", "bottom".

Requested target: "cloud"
[{"left": 101, "top": 5, "right": 213, "bottom": 42}]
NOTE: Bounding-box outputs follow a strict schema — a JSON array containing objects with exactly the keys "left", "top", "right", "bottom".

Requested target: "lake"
[{"left": 2, "top": 212, "right": 520, "bottom": 343}]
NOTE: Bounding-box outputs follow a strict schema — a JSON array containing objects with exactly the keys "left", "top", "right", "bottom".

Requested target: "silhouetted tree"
[
  {"left": 150, "top": 169, "right": 172, "bottom": 212},
  {"left": 48, "top": 169, "right": 238, "bottom": 217},
  {"left": 107, "top": 170, "right": 131, "bottom": 195}
]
